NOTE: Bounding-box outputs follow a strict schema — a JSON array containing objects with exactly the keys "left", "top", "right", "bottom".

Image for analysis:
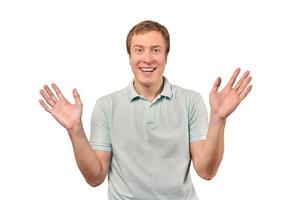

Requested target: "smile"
[{"left": 139, "top": 67, "right": 157, "bottom": 72}]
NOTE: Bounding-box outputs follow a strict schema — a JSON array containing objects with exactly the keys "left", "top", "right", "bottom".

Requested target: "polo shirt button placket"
[{"left": 146, "top": 102, "right": 155, "bottom": 125}]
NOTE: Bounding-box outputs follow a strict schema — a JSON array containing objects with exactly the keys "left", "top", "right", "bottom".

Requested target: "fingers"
[
  {"left": 43, "top": 85, "right": 59, "bottom": 103},
  {"left": 39, "top": 88, "right": 55, "bottom": 107},
  {"left": 234, "top": 70, "right": 250, "bottom": 91},
  {"left": 51, "top": 83, "right": 66, "bottom": 100},
  {"left": 232, "top": 69, "right": 252, "bottom": 100},
  {"left": 211, "top": 77, "right": 221, "bottom": 93},
  {"left": 237, "top": 75, "right": 252, "bottom": 95},
  {"left": 73, "top": 88, "right": 82, "bottom": 105},
  {"left": 39, "top": 99, "right": 51, "bottom": 112},
  {"left": 240, "top": 85, "right": 253, "bottom": 100},
  {"left": 227, "top": 68, "right": 241, "bottom": 87},
  {"left": 39, "top": 83, "right": 62, "bottom": 110}
]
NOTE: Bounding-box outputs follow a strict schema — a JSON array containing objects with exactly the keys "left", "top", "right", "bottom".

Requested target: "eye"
[
  {"left": 134, "top": 47, "right": 143, "bottom": 54},
  {"left": 152, "top": 48, "right": 161, "bottom": 54}
]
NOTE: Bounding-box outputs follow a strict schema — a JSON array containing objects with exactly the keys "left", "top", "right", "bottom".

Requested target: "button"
[{"left": 146, "top": 103, "right": 155, "bottom": 124}]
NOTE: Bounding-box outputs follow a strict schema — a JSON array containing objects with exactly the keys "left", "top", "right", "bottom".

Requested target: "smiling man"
[
  {"left": 39, "top": 20, "right": 252, "bottom": 199},
  {"left": 128, "top": 28, "right": 167, "bottom": 100}
]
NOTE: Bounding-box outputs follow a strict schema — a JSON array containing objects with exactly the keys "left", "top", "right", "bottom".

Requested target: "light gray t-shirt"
[{"left": 89, "top": 77, "right": 209, "bottom": 200}]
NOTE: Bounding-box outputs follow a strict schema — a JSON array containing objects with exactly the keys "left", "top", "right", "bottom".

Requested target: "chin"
[
  {"left": 134, "top": 69, "right": 163, "bottom": 87},
  {"left": 137, "top": 78, "right": 155, "bottom": 87}
]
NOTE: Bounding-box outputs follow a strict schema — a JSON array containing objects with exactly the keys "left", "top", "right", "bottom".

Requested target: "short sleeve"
[
  {"left": 188, "top": 93, "right": 209, "bottom": 143},
  {"left": 89, "top": 98, "right": 112, "bottom": 152}
]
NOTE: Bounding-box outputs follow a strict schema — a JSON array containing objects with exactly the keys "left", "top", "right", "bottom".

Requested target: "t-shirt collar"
[{"left": 127, "top": 76, "right": 173, "bottom": 102}]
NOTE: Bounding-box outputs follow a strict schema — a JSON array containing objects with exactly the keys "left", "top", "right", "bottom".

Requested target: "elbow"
[
  {"left": 199, "top": 173, "right": 215, "bottom": 181},
  {"left": 86, "top": 177, "right": 105, "bottom": 187},
  {"left": 88, "top": 181, "right": 101, "bottom": 187},
  {"left": 196, "top": 168, "right": 217, "bottom": 181}
]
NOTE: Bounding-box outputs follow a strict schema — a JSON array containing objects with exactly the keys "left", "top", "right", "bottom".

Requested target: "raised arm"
[
  {"left": 190, "top": 68, "right": 252, "bottom": 180},
  {"left": 39, "top": 83, "right": 111, "bottom": 186}
]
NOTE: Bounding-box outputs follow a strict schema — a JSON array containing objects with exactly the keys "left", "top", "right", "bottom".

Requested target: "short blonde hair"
[{"left": 126, "top": 20, "right": 170, "bottom": 56}]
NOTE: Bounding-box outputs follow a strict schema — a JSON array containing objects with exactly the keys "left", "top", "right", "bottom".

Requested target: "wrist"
[
  {"left": 67, "top": 121, "right": 84, "bottom": 137},
  {"left": 210, "top": 111, "right": 226, "bottom": 124}
]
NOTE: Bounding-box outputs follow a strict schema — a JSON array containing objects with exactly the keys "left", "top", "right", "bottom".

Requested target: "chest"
[{"left": 109, "top": 99, "right": 190, "bottom": 159}]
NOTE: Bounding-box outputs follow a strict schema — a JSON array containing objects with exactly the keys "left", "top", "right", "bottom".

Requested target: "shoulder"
[
  {"left": 170, "top": 83, "right": 207, "bottom": 114},
  {"left": 94, "top": 87, "right": 128, "bottom": 107},
  {"left": 172, "top": 84, "right": 204, "bottom": 101}
]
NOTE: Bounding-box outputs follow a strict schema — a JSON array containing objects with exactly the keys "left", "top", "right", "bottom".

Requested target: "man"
[{"left": 39, "top": 20, "right": 252, "bottom": 199}]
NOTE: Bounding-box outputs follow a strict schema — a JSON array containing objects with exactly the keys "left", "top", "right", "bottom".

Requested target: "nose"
[{"left": 141, "top": 50, "right": 154, "bottom": 64}]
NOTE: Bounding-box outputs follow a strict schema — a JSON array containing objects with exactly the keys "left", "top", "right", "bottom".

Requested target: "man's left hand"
[{"left": 209, "top": 68, "right": 252, "bottom": 120}]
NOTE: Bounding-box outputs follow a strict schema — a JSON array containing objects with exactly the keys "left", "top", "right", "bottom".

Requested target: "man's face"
[{"left": 129, "top": 31, "right": 167, "bottom": 87}]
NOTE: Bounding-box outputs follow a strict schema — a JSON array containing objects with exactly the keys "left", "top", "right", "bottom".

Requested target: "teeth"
[{"left": 140, "top": 68, "right": 156, "bottom": 72}]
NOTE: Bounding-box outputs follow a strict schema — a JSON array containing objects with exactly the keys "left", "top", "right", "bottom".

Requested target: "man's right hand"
[
  {"left": 39, "top": 83, "right": 111, "bottom": 186},
  {"left": 39, "top": 83, "right": 83, "bottom": 132}
]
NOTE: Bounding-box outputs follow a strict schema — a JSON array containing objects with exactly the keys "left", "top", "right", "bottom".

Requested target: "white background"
[{"left": 1, "top": 0, "right": 299, "bottom": 199}]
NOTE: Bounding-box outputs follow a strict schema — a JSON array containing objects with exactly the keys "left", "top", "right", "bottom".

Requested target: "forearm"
[
  {"left": 198, "top": 113, "right": 225, "bottom": 177},
  {"left": 67, "top": 123, "right": 105, "bottom": 186}
]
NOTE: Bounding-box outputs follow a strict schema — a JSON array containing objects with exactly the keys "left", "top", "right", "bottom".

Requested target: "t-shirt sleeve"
[
  {"left": 89, "top": 97, "right": 112, "bottom": 152},
  {"left": 188, "top": 93, "right": 209, "bottom": 143}
]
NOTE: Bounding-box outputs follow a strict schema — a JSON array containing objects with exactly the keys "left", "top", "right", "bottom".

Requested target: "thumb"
[
  {"left": 73, "top": 88, "right": 82, "bottom": 105},
  {"left": 211, "top": 77, "right": 221, "bottom": 93}
]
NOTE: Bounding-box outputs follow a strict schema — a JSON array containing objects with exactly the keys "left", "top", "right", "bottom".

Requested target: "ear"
[{"left": 129, "top": 55, "right": 131, "bottom": 66}]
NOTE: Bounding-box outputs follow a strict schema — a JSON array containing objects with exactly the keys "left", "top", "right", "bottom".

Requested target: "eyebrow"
[{"left": 132, "top": 45, "right": 162, "bottom": 48}]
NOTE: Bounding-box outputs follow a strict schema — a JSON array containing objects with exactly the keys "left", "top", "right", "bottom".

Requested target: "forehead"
[{"left": 131, "top": 31, "right": 165, "bottom": 47}]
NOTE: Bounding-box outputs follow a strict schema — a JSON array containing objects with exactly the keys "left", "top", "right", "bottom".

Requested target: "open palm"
[
  {"left": 209, "top": 68, "right": 252, "bottom": 120},
  {"left": 39, "top": 83, "right": 83, "bottom": 130}
]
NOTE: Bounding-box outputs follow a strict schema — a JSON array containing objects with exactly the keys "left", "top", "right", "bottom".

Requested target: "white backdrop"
[{"left": 1, "top": 0, "right": 299, "bottom": 199}]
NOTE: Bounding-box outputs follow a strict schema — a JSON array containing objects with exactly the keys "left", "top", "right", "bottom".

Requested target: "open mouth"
[{"left": 139, "top": 67, "right": 157, "bottom": 73}]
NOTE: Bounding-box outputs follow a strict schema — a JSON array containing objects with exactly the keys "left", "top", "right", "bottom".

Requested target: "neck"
[{"left": 133, "top": 78, "right": 164, "bottom": 101}]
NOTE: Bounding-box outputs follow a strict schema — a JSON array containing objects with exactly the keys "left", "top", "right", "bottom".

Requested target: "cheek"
[
  {"left": 130, "top": 59, "right": 140, "bottom": 74},
  {"left": 130, "top": 57, "right": 141, "bottom": 67},
  {"left": 155, "top": 54, "right": 167, "bottom": 63},
  {"left": 157, "top": 57, "right": 167, "bottom": 67}
]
